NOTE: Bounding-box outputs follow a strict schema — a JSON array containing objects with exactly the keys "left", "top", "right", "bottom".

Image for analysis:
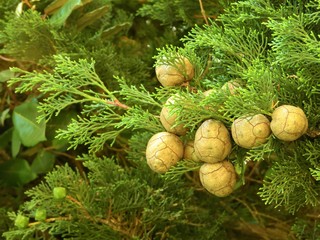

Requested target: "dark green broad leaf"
[
  {"left": 77, "top": 5, "right": 110, "bottom": 30},
  {"left": 0, "top": 69, "right": 15, "bottom": 82},
  {"left": 11, "top": 128, "right": 21, "bottom": 158},
  {"left": 1, "top": 108, "right": 10, "bottom": 125},
  {"left": 49, "top": 0, "right": 91, "bottom": 26},
  {"left": 0, "top": 127, "right": 13, "bottom": 149},
  {"left": 46, "top": 109, "right": 77, "bottom": 150},
  {"left": 31, "top": 150, "right": 55, "bottom": 174},
  {"left": 0, "top": 159, "right": 37, "bottom": 186},
  {"left": 13, "top": 100, "right": 46, "bottom": 147}
]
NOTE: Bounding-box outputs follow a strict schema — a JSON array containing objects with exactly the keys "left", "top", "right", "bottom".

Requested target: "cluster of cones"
[{"left": 146, "top": 55, "right": 308, "bottom": 197}]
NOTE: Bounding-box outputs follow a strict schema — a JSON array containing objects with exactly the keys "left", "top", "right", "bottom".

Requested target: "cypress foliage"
[{"left": 1, "top": 0, "right": 320, "bottom": 239}]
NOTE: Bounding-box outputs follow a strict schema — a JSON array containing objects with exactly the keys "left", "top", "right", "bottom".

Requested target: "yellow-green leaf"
[
  {"left": 77, "top": 5, "right": 109, "bottom": 30},
  {"left": 101, "top": 22, "right": 131, "bottom": 39},
  {"left": 49, "top": 0, "right": 92, "bottom": 27},
  {"left": 44, "top": 0, "right": 68, "bottom": 15}
]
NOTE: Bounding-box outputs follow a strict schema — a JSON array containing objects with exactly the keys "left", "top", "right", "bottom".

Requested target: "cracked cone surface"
[
  {"left": 194, "top": 119, "right": 232, "bottom": 163},
  {"left": 199, "top": 161, "right": 236, "bottom": 197},
  {"left": 270, "top": 105, "right": 308, "bottom": 141},
  {"left": 231, "top": 114, "right": 271, "bottom": 149},
  {"left": 146, "top": 132, "right": 184, "bottom": 173}
]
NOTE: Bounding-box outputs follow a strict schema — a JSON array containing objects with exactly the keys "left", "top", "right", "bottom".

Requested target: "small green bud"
[
  {"left": 14, "top": 214, "right": 29, "bottom": 229},
  {"left": 53, "top": 187, "right": 67, "bottom": 199},
  {"left": 35, "top": 208, "right": 47, "bottom": 221},
  {"left": 234, "top": 162, "right": 242, "bottom": 176}
]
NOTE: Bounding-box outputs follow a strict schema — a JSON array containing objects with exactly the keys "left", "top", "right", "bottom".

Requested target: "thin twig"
[
  {"left": 234, "top": 197, "right": 259, "bottom": 223},
  {"left": 22, "top": 0, "right": 33, "bottom": 8},
  {"left": 28, "top": 216, "right": 72, "bottom": 227},
  {"left": 0, "top": 55, "right": 16, "bottom": 62},
  {"left": 106, "top": 99, "right": 130, "bottom": 110},
  {"left": 198, "top": 0, "right": 209, "bottom": 25},
  {"left": 67, "top": 195, "right": 135, "bottom": 237}
]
